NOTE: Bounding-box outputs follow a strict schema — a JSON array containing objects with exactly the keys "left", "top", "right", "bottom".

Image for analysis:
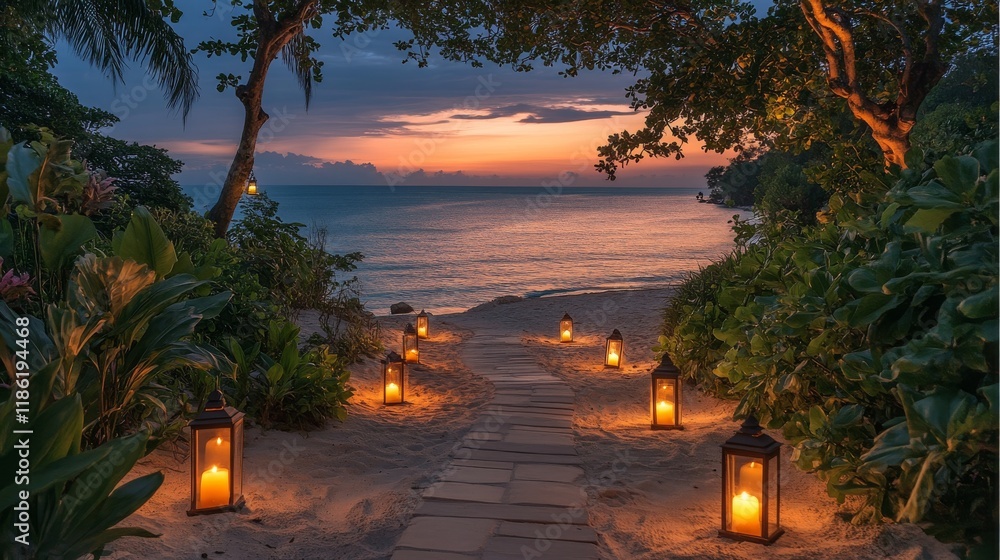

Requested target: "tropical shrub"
[
  {"left": 660, "top": 142, "right": 998, "bottom": 550},
  {"left": 0, "top": 318, "right": 162, "bottom": 560},
  {"left": 223, "top": 320, "right": 352, "bottom": 431}
]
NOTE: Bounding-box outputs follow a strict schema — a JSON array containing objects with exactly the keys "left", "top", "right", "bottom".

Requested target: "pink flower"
[
  {"left": 0, "top": 258, "right": 35, "bottom": 303},
  {"left": 81, "top": 172, "right": 118, "bottom": 215}
]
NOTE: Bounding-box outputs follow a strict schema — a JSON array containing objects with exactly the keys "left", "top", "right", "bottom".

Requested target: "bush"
[
  {"left": 661, "top": 142, "right": 998, "bottom": 550},
  {"left": 223, "top": 320, "right": 352, "bottom": 431}
]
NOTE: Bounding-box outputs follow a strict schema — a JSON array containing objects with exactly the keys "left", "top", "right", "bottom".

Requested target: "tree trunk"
[{"left": 206, "top": 0, "right": 318, "bottom": 237}]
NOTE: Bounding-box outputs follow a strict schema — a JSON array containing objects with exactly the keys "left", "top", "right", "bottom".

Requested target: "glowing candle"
[
  {"left": 739, "top": 461, "right": 763, "bottom": 498},
  {"left": 417, "top": 326, "right": 427, "bottom": 337},
  {"left": 204, "top": 436, "right": 229, "bottom": 469},
  {"left": 656, "top": 400, "right": 675, "bottom": 425},
  {"left": 561, "top": 329, "right": 572, "bottom": 341},
  {"left": 607, "top": 351, "right": 619, "bottom": 367},
  {"left": 731, "top": 491, "right": 760, "bottom": 535},
  {"left": 199, "top": 465, "right": 230, "bottom": 509},
  {"left": 386, "top": 382, "right": 400, "bottom": 402}
]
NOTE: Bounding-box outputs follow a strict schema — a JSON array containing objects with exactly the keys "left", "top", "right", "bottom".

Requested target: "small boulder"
[{"left": 390, "top": 302, "right": 414, "bottom": 314}]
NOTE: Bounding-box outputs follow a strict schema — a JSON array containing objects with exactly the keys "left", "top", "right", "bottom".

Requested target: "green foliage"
[
  {"left": 0, "top": 330, "right": 162, "bottom": 559},
  {"left": 223, "top": 320, "right": 353, "bottom": 431},
  {"left": 80, "top": 135, "right": 191, "bottom": 213},
  {"left": 0, "top": 71, "right": 115, "bottom": 143},
  {"left": 662, "top": 143, "right": 998, "bottom": 548}
]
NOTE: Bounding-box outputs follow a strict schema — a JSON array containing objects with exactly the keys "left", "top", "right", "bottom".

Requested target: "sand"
[{"left": 106, "top": 289, "right": 957, "bottom": 560}]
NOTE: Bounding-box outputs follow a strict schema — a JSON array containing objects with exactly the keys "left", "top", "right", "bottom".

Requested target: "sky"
[{"left": 51, "top": 3, "right": 733, "bottom": 188}]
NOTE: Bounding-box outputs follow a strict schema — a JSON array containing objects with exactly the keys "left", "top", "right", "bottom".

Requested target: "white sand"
[{"left": 106, "top": 289, "right": 957, "bottom": 559}]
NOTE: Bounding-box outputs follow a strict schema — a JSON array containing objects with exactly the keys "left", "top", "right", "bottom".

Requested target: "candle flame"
[
  {"left": 215, "top": 437, "right": 222, "bottom": 445},
  {"left": 387, "top": 382, "right": 398, "bottom": 389},
  {"left": 211, "top": 465, "right": 218, "bottom": 473}
]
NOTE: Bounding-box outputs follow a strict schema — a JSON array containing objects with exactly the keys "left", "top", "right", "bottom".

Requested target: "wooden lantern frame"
[
  {"left": 559, "top": 313, "right": 574, "bottom": 343},
  {"left": 187, "top": 390, "right": 245, "bottom": 515},
  {"left": 719, "top": 415, "right": 784, "bottom": 544},
  {"left": 382, "top": 351, "right": 406, "bottom": 405},
  {"left": 604, "top": 329, "right": 624, "bottom": 368},
  {"left": 650, "top": 356, "right": 683, "bottom": 430},
  {"left": 416, "top": 310, "right": 429, "bottom": 339},
  {"left": 246, "top": 171, "right": 259, "bottom": 196},
  {"left": 403, "top": 323, "right": 420, "bottom": 363}
]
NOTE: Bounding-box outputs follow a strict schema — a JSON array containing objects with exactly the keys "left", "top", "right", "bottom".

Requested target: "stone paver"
[{"left": 391, "top": 331, "right": 600, "bottom": 559}]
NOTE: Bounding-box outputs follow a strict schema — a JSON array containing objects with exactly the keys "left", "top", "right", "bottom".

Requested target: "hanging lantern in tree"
[
  {"left": 188, "top": 390, "right": 245, "bottom": 515},
  {"left": 720, "top": 416, "right": 784, "bottom": 544},
  {"left": 650, "top": 356, "right": 682, "bottom": 430},
  {"left": 246, "top": 171, "right": 259, "bottom": 196},
  {"left": 559, "top": 313, "right": 574, "bottom": 343},
  {"left": 416, "top": 310, "right": 429, "bottom": 339},
  {"left": 604, "top": 329, "right": 623, "bottom": 368},
  {"left": 382, "top": 351, "right": 406, "bottom": 405},
  {"left": 403, "top": 323, "right": 420, "bottom": 363}
]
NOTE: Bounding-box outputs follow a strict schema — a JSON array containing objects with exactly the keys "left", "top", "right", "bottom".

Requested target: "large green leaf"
[
  {"left": 903, "top": 208, "right": 959, "bottom": 233},
  {"left": 5, "top": 143, "right": 41, "bottom": 207},
  {"left": 38, "top": 214, "right": 97, "bottom": 271},
  {"left": 957, "top": 285, "right": 999, "bottom": 319},
  {"left": 115, "top": 206, "right": 178, "bottom": 277},
  {"left": 934, "top": 155, "right": 981, "bottom": 196}
]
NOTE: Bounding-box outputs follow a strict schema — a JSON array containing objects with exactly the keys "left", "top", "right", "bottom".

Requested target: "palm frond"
[
  {"left": 52, "top": 0, "right": 199, "bottom": 120},
  {"left": 282, "top": 30, "right": 312, "bottom": 109}
]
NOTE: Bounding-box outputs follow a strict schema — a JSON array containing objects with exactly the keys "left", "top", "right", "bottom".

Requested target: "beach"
[{"left": 106, "top": 288, "right": 957, "bottom": 560}]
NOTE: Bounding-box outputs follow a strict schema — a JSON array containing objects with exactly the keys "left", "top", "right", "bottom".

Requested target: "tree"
[
  {"left": 1, "top": 0, "right": 199, "bottom": 118},
  {"left": 81, "top": 134, "right": 191, "bottom": 212},
  {"left": 388, "top": 0, "right": 996, "bottom": 173}
]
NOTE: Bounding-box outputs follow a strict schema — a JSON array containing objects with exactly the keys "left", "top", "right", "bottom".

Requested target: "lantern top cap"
[
  {"left": 404, "top": 323, "right": 416, "bottom": 333},
  {"left": 561, "top": 313, "right": 572, "bottom": 321},
  {"left": 607, "top": 328, "right": 623, "bottom": 340},
  {"left": 205, "top": 389, "right": 226, "bottom": 410},
  {"left": 190, "top": 389, "right": 244, "bottom": 427},
  {"left": 652, "top": 355, "right": 680, "bottom": 376},
  {"left": 384, "top": 350, "right": 403, "bottom": 362},
  {"left": 722, "top": 414, "right": 781, "bottom": 452},
  {"left": 417, "top": 309, "right": 427, "bottom": 316}
]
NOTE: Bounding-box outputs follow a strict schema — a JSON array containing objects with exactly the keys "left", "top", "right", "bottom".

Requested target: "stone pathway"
[{"left": 390, "top": 330, "right": 600, "bottom": 560}]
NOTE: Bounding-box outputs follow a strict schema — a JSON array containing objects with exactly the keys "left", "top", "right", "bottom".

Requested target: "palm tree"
[{"left": 1, "top": 0, "right": 198, "bottom": 119}]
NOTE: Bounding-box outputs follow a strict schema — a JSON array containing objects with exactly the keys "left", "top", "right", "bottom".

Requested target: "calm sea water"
[{"left": 192, "top": 186, "right": 746, "bottom": 315}]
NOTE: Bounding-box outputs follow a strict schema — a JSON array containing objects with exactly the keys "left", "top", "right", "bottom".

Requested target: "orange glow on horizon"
[{"left": 161, "top": 109, "right": 732, "bottom": 180}]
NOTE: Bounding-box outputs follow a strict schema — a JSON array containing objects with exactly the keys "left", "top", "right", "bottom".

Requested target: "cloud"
[{"left": 450, "top": 103, "right": 634, "bottom": 123}]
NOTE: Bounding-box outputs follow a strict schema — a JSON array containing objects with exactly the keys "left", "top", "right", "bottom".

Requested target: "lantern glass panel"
[
  {"left": 653, "top": 380, "right": 677, "bottom": 426},
  {"left": 725, "top": 453, "right": 764, "bottom": 538},
  {"left": 195, "top": 427, "right": 232, "bottom": 510},
  {"left": 416, "top": 313, "right": 429, "bottom": 338},
  {"left": 403, "top": 329, "right": 419, "bottom": 363},
  {"left": 605, "top": 339, "right": 622, "bottom": 367},
  {"left": 385, "top": 362, "right": 404, "bottom": 404},
  {"left": 560, "top": 316, "right": 573, "bottom": 342},
  {"left": 767, "top": 454, "right": 779, "bottom": 535}
]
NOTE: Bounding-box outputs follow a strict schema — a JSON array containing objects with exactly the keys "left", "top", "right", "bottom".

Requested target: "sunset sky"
[{"left": 52, "top": 9, "right": 731, "bottom": 188}]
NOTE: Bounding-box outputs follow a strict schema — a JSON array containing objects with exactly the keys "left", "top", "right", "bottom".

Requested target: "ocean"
[{"left": 191, "top": 186, "right": 747, "bottom": 315}]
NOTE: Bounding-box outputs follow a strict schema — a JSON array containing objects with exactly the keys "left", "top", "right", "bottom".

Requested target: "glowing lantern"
[
  {"left": 604, "top": 329, "right": 623, "bottom": 368},
  {"left": 382, "top": 351, "right": 406, "bottom": 405},
  {"left": 416, "top": 310, "right": 429, "bottom": 339},
  {"left": 188, "top": 390, "right": 245, "bottom": 515},
  {"left": 650, "top": 355, "right": 682, "bottom": 430},
  {"left": 559, "top": 313, "right": 574, "bottom": 343},
  {"left": 720, "top": 416, "right": 784, "bottom": 544},
  {"left": 403, "top": 323, "right": 420, "bottom": 363},
  {"left": 246, "top": 171, "right": 259, "bottom": 196}
]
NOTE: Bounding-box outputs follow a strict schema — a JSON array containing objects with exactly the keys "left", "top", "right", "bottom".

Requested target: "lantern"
[
  {"left": 403, "top": 323, "right": 420, "bottom": 363},
  {"left": 559, "top": 313, "right": 574, "bottom": 343},
  {"left": 382, "top": 351, "right": 406, "bottom": 405},
  {"left": 604, "top": 329, "right": 623, "bottom": 368},
  {"left": 650, "top": 355, "right": 682, "bottom": 430},
  {"left": 246, "top": 171, "right": 258, "bottom": 196},
  {"left": 720, "top": 416, "right": 784, "bottom": 544},
  {"left": 187, "top": 390, "right": 245, "bottom": 515},
  {"left": 416, "top": 310, "right": 429, "bottom": 339}
]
